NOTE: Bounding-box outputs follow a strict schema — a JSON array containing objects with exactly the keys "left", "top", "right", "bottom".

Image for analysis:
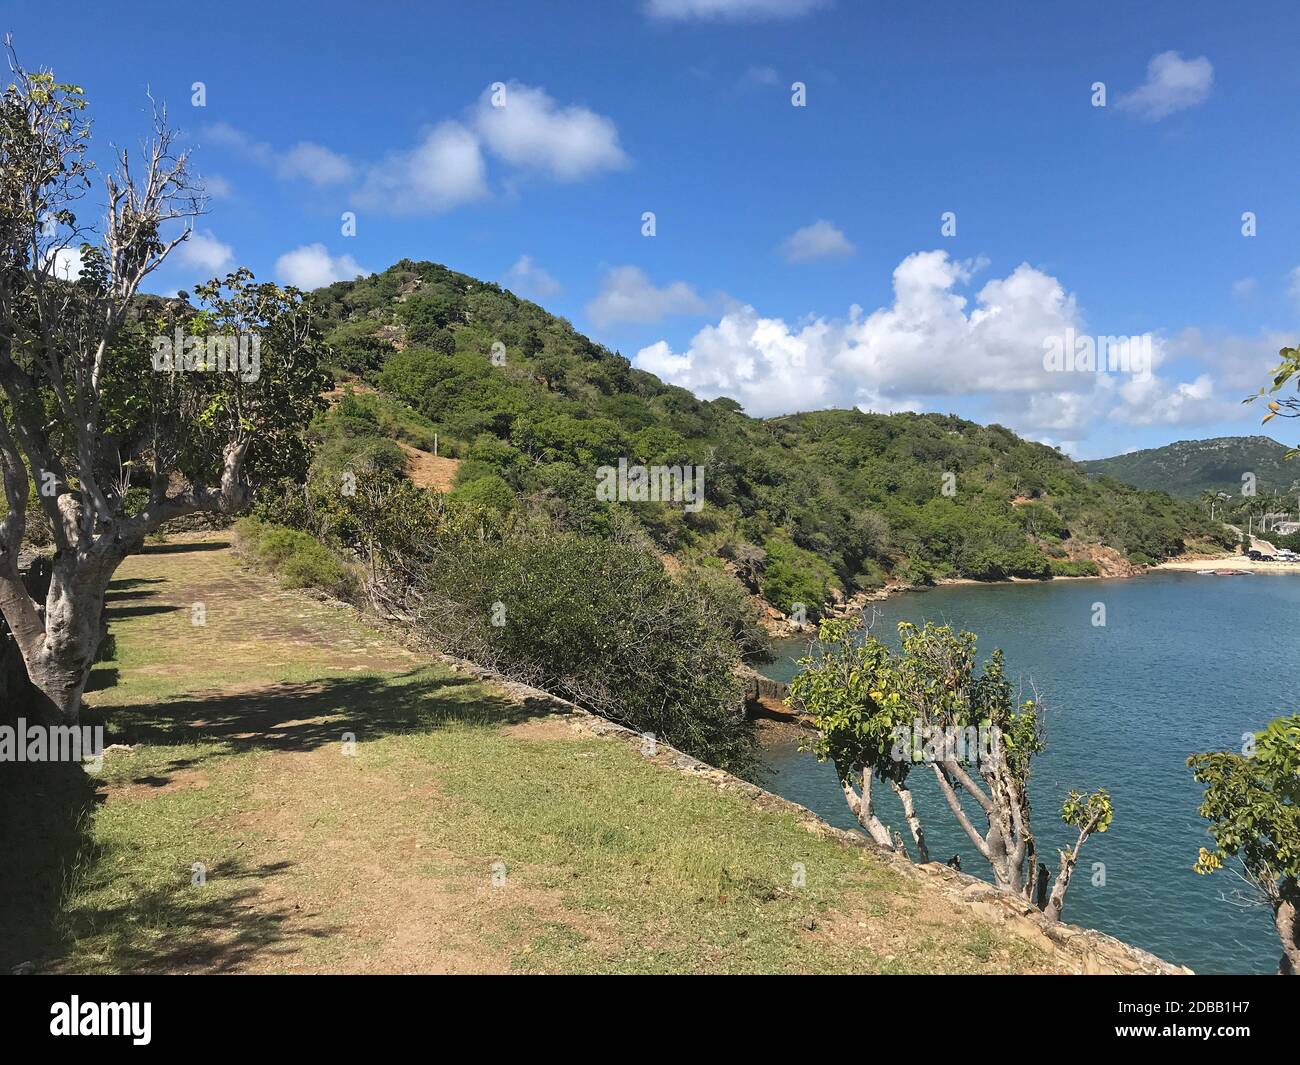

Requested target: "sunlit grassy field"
[{"left": 0, "top": 534, "right": 1048, "bottom": 974}]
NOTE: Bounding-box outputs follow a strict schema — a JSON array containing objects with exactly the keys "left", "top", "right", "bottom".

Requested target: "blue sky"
[{"left": 12, "top": 0, "right": 1300, "bottom": 458}]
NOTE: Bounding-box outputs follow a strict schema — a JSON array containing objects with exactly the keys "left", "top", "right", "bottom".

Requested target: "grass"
[{"left": 0, "top": 534, "right": 1050, "bottom": 974}]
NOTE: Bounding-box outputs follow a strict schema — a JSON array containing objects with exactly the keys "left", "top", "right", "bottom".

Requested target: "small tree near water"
[
  {"left": 1189, "top": 715, "right": 1300, "bottom": 975},
  {"left": 790, "top": 617, "right": 1112, "bottom": 922}
]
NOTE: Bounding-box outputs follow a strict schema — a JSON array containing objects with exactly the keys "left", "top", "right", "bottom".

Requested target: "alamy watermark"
[
  {"left": 1043, "top": 329, "right": 1152, "bottom": 376},
  {"left": 0, "top": 718, "right": 104, "bottom": 769},
  {"left": 151, "top": 328, "right": 261, "bottom": 383},
  {"left": 890, "top": 719, "right": 999, "bottom": 766},
  {"left": 596, "top": 458, "right": 704, "bottom": 512}
]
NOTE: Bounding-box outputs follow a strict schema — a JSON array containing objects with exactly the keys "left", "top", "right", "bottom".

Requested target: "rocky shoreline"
[{"left": 756, "top": 546, "right": 1268, "bottom": 639}]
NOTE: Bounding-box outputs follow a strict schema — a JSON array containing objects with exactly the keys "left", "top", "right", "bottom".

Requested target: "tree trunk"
[
  {"left": 890, "top": 779, "right": 929, "bottom": 862},
  {"left": 7, "top": 550, "right": 119, "bottom": 725},
  {"left": 1275, "top": 894, "right": 1300, "bottom": 976},
  {"left": 1043, "top": 853, "right": 1075, "bottom": 923},
  {"left": 841, "top": 769, "right": 895, "bottom": 850}
]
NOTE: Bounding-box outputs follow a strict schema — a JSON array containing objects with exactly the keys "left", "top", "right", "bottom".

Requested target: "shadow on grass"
[
  {"left": 1, "top": 539, "right": 560, "bottom": 972},
  {"left": 103, "top": 669, "right": 550, "bottom": 755},
  {"left": 49, "top": 856, "right": 342, "bottom": 974},
  {"left": 104, "top": 603, "right": 180, "bottom": 619},
  {"left": 0, "top": 669, "right": 544, "bottom": 973},
  {"left": 139, "top": 540, "right": 230, "bottom": 555},
  {"left": 0, "top": 760, "right": 97, "bottom": 972}
]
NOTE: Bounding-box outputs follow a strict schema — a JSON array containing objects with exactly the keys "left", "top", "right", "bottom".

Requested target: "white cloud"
[
  {"left": 633, "top": 250, "right": 1244, "bottom": 444},
  {"left": 1116, "top": 51, "right": 1213, "bottom": 121},
  {"left": 474, "top": 82, "right": 628, "bottom": 181},
  {"left": 503, "top": 255, "right": 562, "bottom": 300},
  {"left": 47, "top": 247, "right": 83, "bottom": 281},
  {"left": 274, "top": 243, "right": 368, "bottom": 290},
  {"left": 646, "top": 0, "right": 826, "bottom": 21},
  {"left": 587, "top": 266, "right": 709, "bottom": 326},
  {"left": 1111, "top": 372, "right": 1222, "bottom": 426},
  {"left": 203, "top": 123, "right": 353, "bottom": 187},
  {"left": 1165, "top": 326, "right": 1290, "bottom": 393},
  {"left": 203, "top": 85, "right": 625, "bottom": 218},
  {"left": 1232, "top": 277, "right": 1257, "bottom": 300},
  {"left": 780, "top": 219, "right": 855, "bottom": 263},
  {"left": 177, "top": 230, "right": 234, "bottom": 275},
  {"left": 203, "top": 174, "right": 234, "bottom": 199},
  {"left": 355, "top": 121, "right": 487, "bottom": 215},
  {"left": 277, "top": 142, "right": 355, "bottom": 187},
  {"left": 202, "top": 121, "right": 270, "bottom": 161}
]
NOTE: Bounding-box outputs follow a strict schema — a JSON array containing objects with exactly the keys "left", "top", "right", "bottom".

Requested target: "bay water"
[{"left": 757, "top": 570, "right": 1297, "bottom": 974}]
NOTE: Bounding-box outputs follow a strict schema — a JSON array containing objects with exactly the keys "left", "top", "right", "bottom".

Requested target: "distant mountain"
[{"left": 1080, "top": 436, "right": 1300, "bottom": 499}]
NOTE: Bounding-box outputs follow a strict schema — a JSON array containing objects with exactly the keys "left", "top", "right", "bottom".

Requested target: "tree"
[
  {"left": 1188, "top": 715, "right": 1300, "bottom": 975},
  {"left": 1248, "top": 342, "right": 1300, "bottom": 452},
  {"left": 0, "top": 48, "right": 329, "bottom": 722},
  {"left": 791, "top": 617, "right": 1112, "bottom": 921}
]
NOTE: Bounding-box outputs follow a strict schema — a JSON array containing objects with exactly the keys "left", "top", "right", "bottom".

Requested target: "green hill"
[
  {"left": 1080, "top": 437, "right": 1300, "bottom": 499},
  {"left": 302, "top": 259, "right": 1229, "bottom": 605}
]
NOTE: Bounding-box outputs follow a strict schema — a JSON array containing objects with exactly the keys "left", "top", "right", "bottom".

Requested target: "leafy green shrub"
[
  {"left": 761, "top": 534, "right": 837, "bottom": 618},
  {"left": 450, "top": 474, "right": 516, "bottom": 513},
  {"left": 325, "top": 321, "right": 392, "bottom": 374},
  {"left": 409, "top": 530, "right": 755, "bottom": 773},
  {"left": 234, "top": 518, "right": 358, "bottom": 601}
]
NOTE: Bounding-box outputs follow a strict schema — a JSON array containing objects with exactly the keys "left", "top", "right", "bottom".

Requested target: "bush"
[
  {"left": 234, "top": 518, "right": 359, "bottom": 601},
  {"left": 761, "top": 534, "right": 838, "bottom": 618},
  {"left": 450, "top": 474, "right": 516, "bottom": 513},
  {"left": 410, "top": 530, "right": 756, "bottom": 773}
]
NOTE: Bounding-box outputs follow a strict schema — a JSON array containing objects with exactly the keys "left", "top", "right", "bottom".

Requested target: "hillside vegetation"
[
  {"left": 303, "top": 259, "right": 1228, "bottom": 612},
  {"left": 1080, "top": 436, "right": 1300, "bottom": 499}
]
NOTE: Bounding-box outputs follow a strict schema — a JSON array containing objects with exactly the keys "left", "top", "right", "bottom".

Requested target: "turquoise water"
[{"left": 757, "top": 570, "right": 1297, "bottom": 974}]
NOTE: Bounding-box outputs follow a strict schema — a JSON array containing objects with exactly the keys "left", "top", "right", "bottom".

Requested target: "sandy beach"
[{"left": 1157, "top": 555, "right": 1300, "bottom": 573}]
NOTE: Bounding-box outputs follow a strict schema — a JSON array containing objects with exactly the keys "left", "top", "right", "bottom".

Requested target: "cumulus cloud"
[
  {"left": 177, "top": 230, "right": 234, "bottom": 274},
  {"left": 503, "top": 255, "right": 562, "bottom": 300},
  {"left": 205, "top": 82, "right": 626, "bottom": 216},
  {"left": 278, "top": 142, "right": 355, "bottom": 187},
  {"left": 632, "top": 249, "right": 1249, "bottom": 446},
  {"left": 355, "top": 122, "right": 487, "bottom": 214},
  {"left": 1111, "top": 372, "right": 1222, "bottom": 426},
  {"left": 586, "top": 266, "right": 709, "bottom": 327},
  {"left": 780, "top": 219, "right": 855, "bottom": 263},
  {"left": 274, "top": 243, "right": 368, "bottom": 290},
  {"left": 646, "top": 0, "right": 827, "bottom": 21},
  {"left": 1116, "top": 51, "right": 1213, "bottom": 121},
  {"left": 474, "top": 82, "right": 628, "bottom": 181},
  {"left": 202, "top": 123, "right": 352, "bottom": 186}
]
